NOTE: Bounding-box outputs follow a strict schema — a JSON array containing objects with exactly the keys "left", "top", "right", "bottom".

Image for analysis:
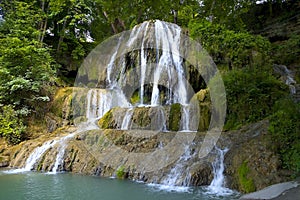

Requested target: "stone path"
[{"left": 239, "top": 181, "right": 299, "bottom": 200}]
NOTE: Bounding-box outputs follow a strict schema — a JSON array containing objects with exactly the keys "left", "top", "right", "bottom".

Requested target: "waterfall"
[
  {"left": 50, "top": 88, "right": 117, "bottom": 173},
  {"left": 273, "top": 65, "right": 297, "bottom": 95},
  {"left": 161, "top": 145, "right": 192, "bottom": 187},
  {"left": 181, "top": 105, "right": 190, "bottom": 131},
  {"left": 140, "top": 23, "right": 149, "bottom": 105},
  {"left": 206, "top": 147, "right": 234, "bottom": 196},
  {"left": 100, "top": 20, "right": 192, "bottom": 131},
  {"left": 22, "top": 140, "right": 58, "bottom": 172},
  {"left": 86, "top": 89, "right": 113, "bottom": 120},
  {"left": 9, "top": 88, "right": 115, "bottom": 174},
  {"left": 121, "top": 108, "right": 134, "bottom": 130},
  {"left": 12, "top": 20, "right": 202, "bottom": 174}
]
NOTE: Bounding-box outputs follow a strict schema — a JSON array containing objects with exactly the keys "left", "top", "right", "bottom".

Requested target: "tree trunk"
[
  {"left": 173, "top": 10, "right": 178, "bottom": 24},
  {"left": 56, "top": 17, "right": 67, "bottom": 55},
  {"left": 103, "top": 11, "right": 117, "bottom": 34},
  {"left": 118, "top": 18, "right": 126, "bottom": 30}
]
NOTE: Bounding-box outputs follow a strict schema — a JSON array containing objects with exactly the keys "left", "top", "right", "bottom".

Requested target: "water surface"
[{"left": 0, "top": 171, "right": 240, "bottom": 200}]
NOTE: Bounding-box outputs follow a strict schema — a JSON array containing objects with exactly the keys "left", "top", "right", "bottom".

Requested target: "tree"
[{"left": 0, "top": 0, "right": 55, "bottom": 117}]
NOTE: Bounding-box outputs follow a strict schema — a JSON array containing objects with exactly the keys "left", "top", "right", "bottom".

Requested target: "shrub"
[
  {"left": 188, "top": 19, "right": 271, "bottom": 69},
  {"left": 269, "top": 98, "right": 300, "bottom": 174},
  {"left": 0, "top": 105, "right": 26, "bottom": 144},
  {"left": 272, "top": 34, "right": 300, "bottom": 66},
  {"left": 223, "top": 68, "right": 287, "bottom": 130}
]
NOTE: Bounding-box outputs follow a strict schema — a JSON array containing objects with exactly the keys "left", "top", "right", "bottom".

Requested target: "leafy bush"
[
  {"left": 223, "top": 68, "right": 287, "bottom": 130},
  {"left": 0, "top": 105, "right": 26, "bottom": 144},
  {"left": 269, "top": 98, "right": 300, "bottom": 174},
  {"left": 189, "top": 19, "right": 271, "bottom": 69},
  {"left": 0, "top": 1, "right": 55, "bottom": 116},
  {"left": 272, "top": 34, "right": 300, "bottom": 66}
]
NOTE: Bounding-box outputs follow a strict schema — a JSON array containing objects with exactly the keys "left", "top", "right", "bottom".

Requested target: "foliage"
[
  {"left": 272, "top": 34, "right": 300, "bottom": 66},
  {"left": 269, "top": 98, "right": 300, "bottom": 174},
  {"left": 189, "top": 19, "right": 271, "bottom": 70},
  {"left": 0, "top": 1, "right": 55, "bottom": 116},
  {"left": 116, "top": 165, "right": 126, "bottom": 179},
  {"left": 0, "top": 105, "right": 26, "bottom": 144},
  {"left": 223, "top": 68, "right": 287, "bottom": 130},
  {"left": 169, "top": 103, "right": 181, "bottom": 131},
  {"left": 238, "top": 161, "right": 255, "bottom": 193}
]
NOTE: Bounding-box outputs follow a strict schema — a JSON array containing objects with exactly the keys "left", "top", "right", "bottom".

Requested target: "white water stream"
[{"left": 205, "top": 147, "right": 234, "bottom": 196}]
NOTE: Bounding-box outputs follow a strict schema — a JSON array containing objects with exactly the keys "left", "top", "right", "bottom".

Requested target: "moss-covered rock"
[
  {"left": 238, "top": 161, "right": 256, "bottom": 193},
  {"left": 224, "top": 120, "right": 287, "bottom": 193},
  {"left": 50, "top": 87, "right": 73, "bottom": 118},
  {"left": 98, "top": 109, "right": 114, "bottom": 129},
  {"left": 169, "top": 103, "right": 181, "bottom": 131},
  {"left": 191, "top": 89, "right": 211, "bottom": 132},
  {"left": 131, "top": 107, "right": 151, "bottom": 128}
]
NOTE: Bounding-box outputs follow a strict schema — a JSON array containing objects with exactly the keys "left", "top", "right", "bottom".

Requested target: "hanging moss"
[
  {"left": 169, "top": 103, "right": 181, "bottom": 131},
  {"left": 238, "top": 161, "right": 256, "bottom": 193}
]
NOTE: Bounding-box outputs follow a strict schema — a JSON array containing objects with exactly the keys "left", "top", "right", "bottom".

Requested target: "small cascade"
[
  {"left": 121, "top": 108, "right": 134, "bottom": 130},
  {"left": 156, "top": 107, "right": 167, "bottom": 132},
  {"left": 273, "top": 64, "right": 297, "bottom": 95},
  {"left": 22, "top": 140, "right": 58, "bottom": 172},
  {"left": 181, "top": 105, "right": 190, "bottom": 131},
  {"left": 161, "top": 145, "right": 192, "bottom": 187},
  {"left": 10, "top": 88, "right": 115, "bottom": 174},
  {"left": 50, "top": 133, "right": 77, "bottom": 173},
  {"left": 206, "top": 147, "right": 234, "bottom": 196},
  {"left": 86, "top": 89, "right": 113, "bottom": 120}
]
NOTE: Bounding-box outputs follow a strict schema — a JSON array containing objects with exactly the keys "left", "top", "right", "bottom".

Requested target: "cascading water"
[
  {"left": 10, "top": 20, "right": 213, "bottom": 188},
  {"left": 121, "top": 108, "right": 134, "bottom": 130},
  {"left": 87, "top": 20, "right": 196, "bottom": 132},
  {"left": 7, "top": 140, "right": 58, "bottom": 173},
  {"left": 161, "top": 145, "right": 192, "bottom": 187},
  {"left": 86, "top": 89, "right": 113, "bottom": 120},
  {"left": 8, "top": 88, "right": 116, "bottom": 174},
  {"left": 273, "top": 64, "right": 297, "bottom": 95},
  {"left": 181, "top": 105, "right": 190, "bottom": 131},
  {"left": 206, "top": 147, "right": 234, "bottom": 196}
]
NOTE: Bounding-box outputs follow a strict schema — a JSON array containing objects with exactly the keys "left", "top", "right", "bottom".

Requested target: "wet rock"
[
  {"left": 0, "top": 156, "right": 9, "bottom": 167},
  {"left": 223, "top": 120, "right": 286, "bottom": 193},
  {"left": 189, "top": 162, "right": 213, "bottom": 186},
  {"left": 45, "top": 113, "right": 62, "bottom": 133}
]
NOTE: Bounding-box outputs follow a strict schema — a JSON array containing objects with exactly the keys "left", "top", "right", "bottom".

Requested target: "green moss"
[
  {"left": 238, "top": 161, "right": 255, "bottom": 193},
  {"left": 116, "top": 165, "right": 126, "bottom": 179},
  {"left": 198, "top": 103, "right": 211, "bottom": 131},
  {"left": 169, "top": 103, "right": 181, "bottom": 131},
  {"left": 132, "top": 107, "right": 150, "bottom": 128},
  {"left": 98, "top": 109, "right": 114, "bottom": 129},
  {"left": 130, "top": 92, "right": 140, "bottom": 105},
  {"left": 50, "top": 88, "right": 73, "bottom": 118}
]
